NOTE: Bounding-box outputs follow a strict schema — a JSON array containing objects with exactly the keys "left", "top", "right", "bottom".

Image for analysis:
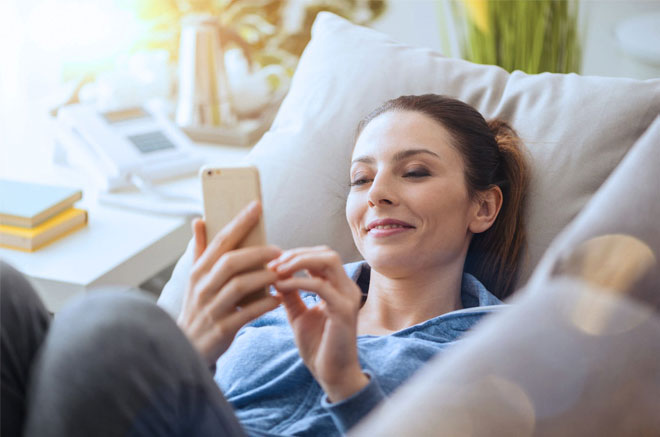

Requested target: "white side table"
[{"left": 0, "top": 204, "right": 190, "bottom": 312}]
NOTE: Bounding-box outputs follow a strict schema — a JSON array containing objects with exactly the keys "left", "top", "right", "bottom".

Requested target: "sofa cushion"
[
  {"left": 528, "top": 115, "right": 660, "bottom": 294},
  {"left": 245, "top": 12, "right": 660, "bottom": 291}
]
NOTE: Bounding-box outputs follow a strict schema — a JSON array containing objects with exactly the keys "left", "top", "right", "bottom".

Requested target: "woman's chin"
[{"left": 364, "top": 252, "right": 419, "bottom": 277}]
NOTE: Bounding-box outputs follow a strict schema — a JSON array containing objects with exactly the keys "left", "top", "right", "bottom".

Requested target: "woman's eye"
[
  {"left": 349, "top": 178, "right": 371, "bottom": 187},
  {"left": 403, "top": 168, "right": 430, "bottom": 178}
]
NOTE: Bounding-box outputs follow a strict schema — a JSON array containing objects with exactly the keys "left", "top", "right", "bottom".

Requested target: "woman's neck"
[{"left": 357, "top": 264, "right": 464, "bottom": 336}]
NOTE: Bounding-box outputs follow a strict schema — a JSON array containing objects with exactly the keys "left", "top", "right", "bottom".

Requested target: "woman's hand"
[
  {"left": 268, "top": 246, "right": 369, "bottom": 402},
  {"left": 177, "top": 201, "right": 282, "bottom": 367}
]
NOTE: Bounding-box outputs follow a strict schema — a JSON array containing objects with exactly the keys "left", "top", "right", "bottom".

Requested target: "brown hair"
[{"left": 356, "top": 94, "right": 530, "bottom": 299}]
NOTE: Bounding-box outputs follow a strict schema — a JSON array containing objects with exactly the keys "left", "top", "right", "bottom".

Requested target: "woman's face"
[{"left": 346, "top": 110, "right": 480, "bottom": 277}]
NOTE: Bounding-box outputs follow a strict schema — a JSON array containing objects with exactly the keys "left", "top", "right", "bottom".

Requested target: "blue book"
[{"left": 0, "top": 180, "right": 82, "bottom": 228}]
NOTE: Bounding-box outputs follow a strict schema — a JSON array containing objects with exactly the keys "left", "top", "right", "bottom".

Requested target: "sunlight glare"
[{"left": 27, "top": 0, "right": 139, "bottom": 62}]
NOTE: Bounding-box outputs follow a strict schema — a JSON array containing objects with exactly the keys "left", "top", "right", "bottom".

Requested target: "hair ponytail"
[
  {"left": 358, "top": 95, "right": 530, "bottom": 299},
  {"left": 463, "top": 120, "right": 530, "bottom": 299}
]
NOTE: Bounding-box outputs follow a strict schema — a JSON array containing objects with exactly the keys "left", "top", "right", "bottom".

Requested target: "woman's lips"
[
  {"left": 368, "top": 226, "right": 414, "bottom": 238},
  {"left": 366, "top": 218, "right": 415, "bottom": 238}
]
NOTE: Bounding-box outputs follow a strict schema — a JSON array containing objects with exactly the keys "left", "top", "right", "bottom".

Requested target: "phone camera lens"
[{"left": 207, "top": 170, "right": 212, "bottom": 176}]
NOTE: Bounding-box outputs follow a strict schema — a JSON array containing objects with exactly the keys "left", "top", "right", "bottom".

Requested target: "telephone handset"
[{"left": 56, "top": 103, "right": 202, "bottom": 191}]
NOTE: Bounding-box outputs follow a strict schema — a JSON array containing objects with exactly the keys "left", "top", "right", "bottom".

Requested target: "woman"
[{"left": 1, "top": 94, "right": 528, "bottom": 436}]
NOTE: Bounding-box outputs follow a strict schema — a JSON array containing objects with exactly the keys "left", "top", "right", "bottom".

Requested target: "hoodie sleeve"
[{"left": 320, "top": 371, "right": 386, "bottom": 433}]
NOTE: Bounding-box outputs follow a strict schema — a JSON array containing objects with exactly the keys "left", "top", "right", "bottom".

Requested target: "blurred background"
[{"left": 1, "top": 0, "right": 659, "bottom": 156}]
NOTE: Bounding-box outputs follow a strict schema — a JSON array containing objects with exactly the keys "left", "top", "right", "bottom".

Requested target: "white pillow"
[{"left": 245, "top": 12, "right": 660, "bottom": 291}]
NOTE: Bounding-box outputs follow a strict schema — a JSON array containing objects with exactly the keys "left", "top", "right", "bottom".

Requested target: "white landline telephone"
[{"left": 56, "top": 103, "right": 203, "bottom": 192}]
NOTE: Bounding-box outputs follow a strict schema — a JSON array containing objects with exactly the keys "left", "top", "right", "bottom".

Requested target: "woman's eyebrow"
[
  {"left": 392, "top": 149, "right": 440, "bottom": 162},
  {"left": 351, "top": 156, "right": 375, "bottom": 165},
  {"left": 351, "top": 148, "right": 441, "bottom": 166}
]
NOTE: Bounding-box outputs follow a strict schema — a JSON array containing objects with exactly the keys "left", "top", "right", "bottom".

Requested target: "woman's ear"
[{"left": 468, "top": 186, "right": 503, "bottom": 234}]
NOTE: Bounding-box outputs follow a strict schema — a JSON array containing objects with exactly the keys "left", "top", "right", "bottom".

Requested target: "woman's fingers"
[
  {"left": 192, "top": 218, "right": 207, "bottom": 262},
  {"left": 199, "top": 245, "right": 281, "bottom": 303},
  {"left": 197, "top": 201, "right": 262, "bottom": 272},
  {"left": 269, "top": 248, "right": 359, "bottom": 313},
  {"left": 276, "top": 288, "right": 309, "bottom": 322},
  {"left": 187, "top": 292, "right": 281, "bottom": 366},
  {"left": 275, "top": 276, "right": 345, "bottom": 310},
  {"left": 272, "top": 250, "right": 346, "bottom": 285},
  {"left": 223, "top": 294, "right": 282, "bottom": 333},
  {"left": 209, "top": 268, "right": 279, "bottom": 316},
  {"left": 267, "top": 246, "right": 329, "bottom": 270}
]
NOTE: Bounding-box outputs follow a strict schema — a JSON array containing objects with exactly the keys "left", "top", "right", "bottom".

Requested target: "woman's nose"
[{"left": 367, "top": 175, "right": 397, "bottom": 207}]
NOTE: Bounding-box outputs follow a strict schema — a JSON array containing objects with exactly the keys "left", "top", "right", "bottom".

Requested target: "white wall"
[
  {"left": 370, "top": 0, "right": 445, "bottom": 53},
  {"left": 580, "top": 0, "right": 660, "bottom": 79},
  {"left": 369, "top": 0, "right": 660, "bottom": 79}
]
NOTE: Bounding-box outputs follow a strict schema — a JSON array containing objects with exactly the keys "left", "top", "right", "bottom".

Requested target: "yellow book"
[
  {"left": 0, "top": 208, "right": 88, "bottom": 252},
  {"left": 0, "top": 180, "right": 83, "bottom": 228}
]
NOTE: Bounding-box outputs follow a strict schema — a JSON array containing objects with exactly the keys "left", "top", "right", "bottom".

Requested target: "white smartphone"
[{"left": 200, "top": 165, "right": 268, "bottom": 305}]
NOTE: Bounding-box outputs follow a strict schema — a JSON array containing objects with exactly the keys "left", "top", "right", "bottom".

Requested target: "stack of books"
[{"left": 0, "top": 180, "right": 88, "bottom": 252}]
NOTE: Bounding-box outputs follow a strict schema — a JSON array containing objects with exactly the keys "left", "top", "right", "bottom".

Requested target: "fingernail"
[{"left": 242, "top": 201, "right": 258, "bottom": 217}]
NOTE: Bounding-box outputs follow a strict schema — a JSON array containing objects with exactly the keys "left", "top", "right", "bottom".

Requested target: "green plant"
[{"left": 453, "top": 0, "right": 581, "bottom": 74}]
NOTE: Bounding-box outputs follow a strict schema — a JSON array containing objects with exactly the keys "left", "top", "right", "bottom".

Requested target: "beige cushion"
[
  {"left": 528, "top": 115, "right": 660, "bottom": 290},
  {"left": 244, "top": 12, "right": 660, "bottom": 291}
]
